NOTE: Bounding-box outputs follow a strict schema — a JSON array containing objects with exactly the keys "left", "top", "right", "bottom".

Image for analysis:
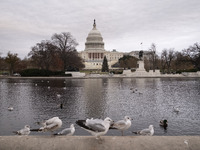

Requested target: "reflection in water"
[
  {"left": 0, "top": 78, "right": 200, "bottom": 136},
  {"left": 81, "top": 79, "right": 107, "bottom": 118}
]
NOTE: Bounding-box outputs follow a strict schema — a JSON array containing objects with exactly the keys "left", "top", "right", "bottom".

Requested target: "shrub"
[{"left": 20, "top": 69, "right": 70, "bottom": 77}]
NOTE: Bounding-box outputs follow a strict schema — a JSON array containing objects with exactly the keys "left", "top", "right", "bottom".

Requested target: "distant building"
[{"left": 79, "top": 20, "right": 152, "bottom": 70}]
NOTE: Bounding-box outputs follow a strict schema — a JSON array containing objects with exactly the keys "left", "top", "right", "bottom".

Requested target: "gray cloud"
[{"left": 0, "top": 0, "right": 200, "bottom": 58}]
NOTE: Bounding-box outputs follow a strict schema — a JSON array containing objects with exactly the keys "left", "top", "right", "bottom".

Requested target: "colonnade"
[{"left": 88, "top": 53, "right": 104, "bottom": 60}]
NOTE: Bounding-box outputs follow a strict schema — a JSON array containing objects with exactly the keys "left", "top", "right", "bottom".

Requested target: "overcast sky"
[{"left": 0, "top": 0, "right": 200, "bottom": 58}]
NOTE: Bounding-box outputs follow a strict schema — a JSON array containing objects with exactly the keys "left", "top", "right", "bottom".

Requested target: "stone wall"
[
  {"left": 182, "top": 71, "right": 200, "bottom": 77},
  {"left": 0, "top": 136, "right": 200, "bottom": 150},
  {"left": 65, "top": 72, "right": 86, "bottom": 77}
]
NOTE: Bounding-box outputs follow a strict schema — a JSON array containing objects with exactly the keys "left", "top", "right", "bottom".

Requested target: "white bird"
[
  {"left": 48, "top": 86, "right": 50, "bottom": 89},
  {"left": 132, "top": 125, "right": 154, "bottom": 136},
  {"left": 31, "top": 117, "right": 62, "bottom": 134},
  {"left": 57, "top": 94, "right": 61, "bottom": 98},
  {"left": 173, "top": 107, "right": 179, "bottom": 113},
  {"left": 63, "top": 87, "right": 67, "bottom": 90},
  {"left": 54, "top": 124, "right": 75, "bottom": 136},
  {"left": 184, "top": 139, "right": 189, "bottom": 147},
  {"left": 13, "top": 125, "right": 31, "bottom": 135},
  {"left": 8, "top": 107, "right": 14, "bottom": 111},
  {"left": 110, "top": 116, "right": 132, "bottom": 136},
  {"left": 76, "top": 117, "right": 114, "bottom": 139}
]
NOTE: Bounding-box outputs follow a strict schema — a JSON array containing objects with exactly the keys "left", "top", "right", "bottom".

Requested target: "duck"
[{"left": 160, "top": 119, "right": 168, "bottom": 128}]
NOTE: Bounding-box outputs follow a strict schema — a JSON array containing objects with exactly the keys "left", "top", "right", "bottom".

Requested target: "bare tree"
[
  {"left": 119, "top": 55, "right": 138, "bottom": 69},
  {"left": 182, "top": 42, "right": 200, "bottom": 71},
  {"left": 51, "top": 32, "right": 78, "bottom": 71},
  {"left": 161, "top": 48, "right": 175, "bottom": 73},
  {"left": 0, "top": 54, "right": 8, "bottom": 73},
  {"left": 28, "top": 40, "right": 57, "bottom": 70},
  {"left": 172, "top": 51, "right": 194, "bottom": 72},
  {"left": 149, "top": 43, "right": 157, "bottom": 72},
  {"left": 65, "top": 50, "right": 85, "bottom": 71},
  {"left": 5, "top": 52, "right": 20, "bottom": 75}
]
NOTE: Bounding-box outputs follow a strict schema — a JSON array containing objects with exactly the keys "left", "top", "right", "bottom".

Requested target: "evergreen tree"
[{"left": 102, "top": 56, "right": 109, "bottom": 72}]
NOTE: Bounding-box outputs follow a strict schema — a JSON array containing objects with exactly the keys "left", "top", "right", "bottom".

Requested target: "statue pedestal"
[
  {"left": 136, "top": 61, "right": 146, "bottom": 72},
  {"left": 122, "top": 60, "right": 161, "bottom": 77},
  {"left": 129, "top": 60, "right": 147, "bottom": 76}
]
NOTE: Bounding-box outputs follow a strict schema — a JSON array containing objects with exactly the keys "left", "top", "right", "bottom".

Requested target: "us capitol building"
[{"left": 79, "top": 20, "right": 151, "bottom": 70}]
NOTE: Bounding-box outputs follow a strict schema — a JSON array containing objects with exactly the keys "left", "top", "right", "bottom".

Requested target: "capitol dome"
[{"left": 85, "top": 20, "right": 105, "bottom": 51}]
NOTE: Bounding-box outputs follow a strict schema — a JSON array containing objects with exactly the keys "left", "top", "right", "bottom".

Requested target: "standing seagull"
[
  {"left": 76, "top": 117, "right": 114, "bottom": 139},
  {"left": 13, "top": 125, "right": 31, "bottom": 136},
  {"left": 54, "top": 124, "right": 75, "bottom": 136},
  {"left": 31, "top": 117, "right": 62, "bottom": 134},
  {"left": 110, "top": 116, "right": 132, "bottom": 136},
  {"left": 132, "top": 125, "right": 154, "bottom": 136}
]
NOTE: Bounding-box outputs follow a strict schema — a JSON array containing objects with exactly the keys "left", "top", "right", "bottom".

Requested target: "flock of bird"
[{"left": 12, "top": 116, "right": 163, "bottom": 139}]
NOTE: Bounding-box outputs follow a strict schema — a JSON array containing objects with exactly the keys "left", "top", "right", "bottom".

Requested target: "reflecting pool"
[{"left": 0, "top": 78, "right": 200, "bottom": 136}]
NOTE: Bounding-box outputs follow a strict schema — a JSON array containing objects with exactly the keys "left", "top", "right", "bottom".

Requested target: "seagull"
[
  {"left": 76, "top": 117, "right": 114, "bottom": 139},
  {"left": 173, "top": 107, "right": 179, "bottom": 113},
  {"left": 132, "top": 125, "right": 154, "bottom": 136},
  {"left": 54, "top": 124, "right": 75, "bottom": 136},
  {"left": 13, "top": 125, "right": 31, "bottom": 135},
  {"left": 57, "top": 94, "right": 61, "bottom": 98},
  {"left": 31, "top": 117, "right": 62, "bottom": 134},
  {"left": 110, "top": 116, "right": 132, "bottom": 136},
  {"left": 8, "top": 107, "right": 14, "bottom": 111}
]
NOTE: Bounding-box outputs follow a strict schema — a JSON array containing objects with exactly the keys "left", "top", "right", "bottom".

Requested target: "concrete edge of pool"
[{"left": 0, "top": 136, "right": 200, "bottom": 150}]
